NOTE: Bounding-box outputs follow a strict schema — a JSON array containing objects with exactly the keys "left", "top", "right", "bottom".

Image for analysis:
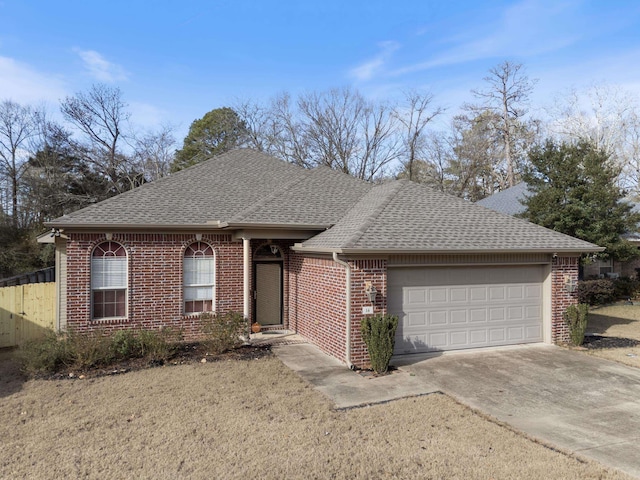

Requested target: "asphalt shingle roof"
[
  {"left": 475, "top": 182, "right": 530, "bottom": 216},
  {"left": 302, "top": 180, "right": 600, "bottom": 252},
  {"left": 49, "top": 149, "right": 600, "bottom": 253}
]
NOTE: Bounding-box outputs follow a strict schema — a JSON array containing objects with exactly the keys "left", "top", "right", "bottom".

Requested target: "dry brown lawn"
[
  {"left": 585, "top": 304, "right": 640, "bottom": 368},
  {"left": 0, "top": 350, "right": 631, "bottom": 480}
]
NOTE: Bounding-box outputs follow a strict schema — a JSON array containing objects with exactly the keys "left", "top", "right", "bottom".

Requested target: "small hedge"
[
  {"left": 200, "top": 311, "right": 247, "bottom": 355},
  {"left": 20, "top": 327, "right": 182, "bottom": 375},
  {"left": 577, "top": 279, "right": 616, "bottom": 306},
  {"left": 577, "top": 276, "right": 640, "bottom": 305},
  {"left": 360, "top": 314, "right": 399, "bottom": 374},
  {"left": 563, "top": 304, "right": 589, "bottom": 346}
]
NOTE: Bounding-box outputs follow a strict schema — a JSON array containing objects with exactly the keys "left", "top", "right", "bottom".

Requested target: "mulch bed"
[{"left": 582, "top": 335, "right": 640, "bottom": 349}]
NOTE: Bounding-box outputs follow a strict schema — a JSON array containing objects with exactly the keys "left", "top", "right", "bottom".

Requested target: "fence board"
[{"left": 0, "top": 282, "right": 55, "bottom": 348}]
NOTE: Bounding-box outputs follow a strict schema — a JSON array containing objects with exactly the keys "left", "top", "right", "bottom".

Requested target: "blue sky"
[{"left": 2, "top": 0, "right": 640, "bottom": 140}]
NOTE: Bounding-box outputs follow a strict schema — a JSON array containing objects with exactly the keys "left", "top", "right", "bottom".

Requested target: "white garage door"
[{"left": 389, "top": 265, "right": 544, "bottom": 354}]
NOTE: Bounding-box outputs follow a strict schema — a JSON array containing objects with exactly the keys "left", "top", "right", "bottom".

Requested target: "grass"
[
  {"left": 0, "top": 349, "right": 631, "bottom": 480},
  {"left": 585, "top": 304, "right": 640, "bottom": 368}
]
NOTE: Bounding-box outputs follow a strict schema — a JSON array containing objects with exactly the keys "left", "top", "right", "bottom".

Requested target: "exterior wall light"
[
  {"left": 564, "top": 275, "right": 577, "bottom": 293},
  {"left": 364, "top": 282, "right": 378, "bottom": 303}
]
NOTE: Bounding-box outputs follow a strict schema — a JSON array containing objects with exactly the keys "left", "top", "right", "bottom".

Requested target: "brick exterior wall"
[
  {"left": 288, "top": 253, "right": 347, "bottom": 361},
  {"left": 349, "top": 259, "right": 387, "bottom": 368},
  {"left": 65, "top": 233, "right": 245, "bottom": 339},
  {"left": 551, "top": 256, "right": 579, "bottom": 344},
  {"left": 64, "top": 232, "right": 581, "bottom": 364}
]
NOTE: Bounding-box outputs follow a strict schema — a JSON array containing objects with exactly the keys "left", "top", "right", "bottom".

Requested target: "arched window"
[
  {"left": 184, "top": 242, "right": 215, "bottom": 314},
  {"left": 91, "top": 241, "right": 127, "bottom": 319}
]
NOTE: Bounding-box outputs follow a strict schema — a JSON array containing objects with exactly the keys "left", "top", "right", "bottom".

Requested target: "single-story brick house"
[
  {"left": 476, "top": 182, "right": 640, "bottom": 279},
  {"left": 43, "top": 150, "right": 601, "bottom": 368}
]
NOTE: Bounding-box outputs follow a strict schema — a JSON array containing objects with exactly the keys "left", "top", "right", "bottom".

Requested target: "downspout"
[
  {"left": 332, "top": 252, "right": 353, "bottom": 369},
  {"left": 243, "top": 238, "right": 251, "bottom": 331}
]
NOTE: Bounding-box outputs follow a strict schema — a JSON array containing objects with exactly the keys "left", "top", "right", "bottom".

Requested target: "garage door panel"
[
  {"left": 450, "top": 310, "right": 467, "bottom": 324},
  {"left": 406, "top": 288, "right": 427, "bottom": 306},
  {"left": 429, "top": 311, "right": 447, "bottom": 326},
  {"left": 407, "top": 312, "right": 427, "bottom": 326},
  {"left": 450, "top": 331, "right": 468, "bottom": 346},
  {"left": 470, "top": 287, "right": 487, "bottom": 302},
  {"left": 450, "top": 288, "right": 468, "bottom": 302},
  {"left": 429, "top": 288, "right": 448, "bottom": 303},
  {"left": 390, "top": 266, "right": 544, "bottom": 354}
]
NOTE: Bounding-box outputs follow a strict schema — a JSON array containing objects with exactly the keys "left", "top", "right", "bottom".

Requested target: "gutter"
[
  {"left": 332, "top": 252, "right": 353, "bottom": 370},
  {"left": 292, "top": 245, "right": 605, "bottom": 255}
]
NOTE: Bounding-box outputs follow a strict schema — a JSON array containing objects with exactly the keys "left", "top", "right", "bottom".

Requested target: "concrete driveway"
[{"left": 394, "top": 344, "right": 640, "bottom": 479}]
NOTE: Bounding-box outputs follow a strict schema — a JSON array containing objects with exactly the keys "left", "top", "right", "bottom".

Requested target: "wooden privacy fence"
[{"left": 0, "top": 282, "right": 55, "bottom": 348}]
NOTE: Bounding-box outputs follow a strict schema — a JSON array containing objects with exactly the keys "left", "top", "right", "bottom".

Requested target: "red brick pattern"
[
  {"left": 551, "top": 256, "right": 579, "bottom": 344},
  {"left": 288, "top": 254, "right": 348, "bottom": 360},
  {"left": 65, "top": 233, "right": 580, "bottom": 363},
  {"left": 66, "top": 233, "right": 244, "bottom": 339}
]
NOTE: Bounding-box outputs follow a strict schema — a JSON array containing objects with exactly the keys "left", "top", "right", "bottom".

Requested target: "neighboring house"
[
  {"left": 42, "top": 150, "right": 600, "bottom": 368},
  {"left": 476, "top": 183, "right": 640, "bottom": 279}
]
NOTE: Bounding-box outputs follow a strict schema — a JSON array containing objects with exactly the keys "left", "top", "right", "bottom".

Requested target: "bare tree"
[
  {"left": 545, "top": 83, "right": 640, "bottom": 192},
  {"left": 131, "top": 125, "right": 176, "bottom": 182},
  {"left": 0, "top": 100, "right": 40, "bottom": 225},
  {"left": 61, "top": 84, "right": 131, "bottom": 193},
  {"left": 470, "top": 61, "right": 536, "bottom": 187},
  {"left": 394, "top": 89, "right": 445, "bottom": 181}
]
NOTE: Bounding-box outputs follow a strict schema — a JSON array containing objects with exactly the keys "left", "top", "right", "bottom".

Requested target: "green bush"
[
  {"left": 360, "top": 314, "right": 399, "bottom": 374},
  {"left": 612, "top": 276, "right": 640, "bottom": 299},
  {"left": 20, "top": 330, "right": 72, "bottom": 375},
  {"left": 201, "top": 311, "right": 246, "bottom": 355},
  {"left": 577, "top": 279, "right": 615, "bottom": 306},
  {"left": 137, "top": 328, "right": 182, "bottom": 363},
  {"left": 20, "top": 327, "right": 183, "bottom": 375},
  {"left": 564, "top": 304, "right": 589, "bottom": 346}
]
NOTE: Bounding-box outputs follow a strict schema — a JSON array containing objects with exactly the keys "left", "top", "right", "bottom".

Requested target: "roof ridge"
[{"left": 343, "top": 180, "right": 405, "bottom": 248}]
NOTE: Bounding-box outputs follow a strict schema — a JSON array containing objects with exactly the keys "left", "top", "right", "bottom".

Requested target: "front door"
[{"left": 254, "top": 262, "right": 283, "bottom": 326}]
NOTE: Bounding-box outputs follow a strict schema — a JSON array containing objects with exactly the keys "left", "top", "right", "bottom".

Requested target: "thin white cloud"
[
  {"left": 74, "top": 48, "right": 128, "bottom": 82},
  {"left": 0, "top": 55, "right": 67, "bottom": 104},
  {"left": 349, "top": 41, "right": 400, "bottom": 81},
  {"left": 391, "top": 0, "right": 582, "bottom": 77}
]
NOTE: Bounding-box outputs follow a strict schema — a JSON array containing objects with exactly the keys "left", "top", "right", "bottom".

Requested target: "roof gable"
[{"left": 301, "top": 180, "right": 600, "bottom": 253}]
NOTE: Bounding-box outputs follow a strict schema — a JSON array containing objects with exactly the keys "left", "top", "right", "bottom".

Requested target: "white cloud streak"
[
  {"left": 0, "top": 55, "right": 67, "bottom": 104},
  {"left": 349, "top": 41, "right": 400, "bottom": 81},
  {"left": 75, "top": 49, "right": 129, "bottom": 82}
]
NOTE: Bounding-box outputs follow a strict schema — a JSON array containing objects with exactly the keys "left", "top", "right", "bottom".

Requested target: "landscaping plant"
[
  {"left": 360, "top": 314, "right": 399, "bottom": 374},
  {"left": 200, "top": 311, "right": 246, "bottom": 355},
  {"left": 564, "top": 303, "right": 589, "bottom": 346}
]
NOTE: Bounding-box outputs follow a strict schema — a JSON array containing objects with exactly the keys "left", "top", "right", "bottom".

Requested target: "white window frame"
[
  {"left": 183, "top": 242, "right": 216, "bottom": 315},
  {"left": 91, "top": 241, "right": 128, "bottom": 320}
]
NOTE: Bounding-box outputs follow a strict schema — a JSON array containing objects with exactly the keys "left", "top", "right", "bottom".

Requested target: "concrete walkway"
[
  {"left": 272, "top": 340, "right": 438, "bottom": 409},
  {"left": 272, "top": 339, "right": 640, "bottom": 478}
]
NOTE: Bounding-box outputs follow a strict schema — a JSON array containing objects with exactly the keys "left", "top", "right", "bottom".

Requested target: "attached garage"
[{"left": 389, "top": 265, "right": 548, "bottom": 354}]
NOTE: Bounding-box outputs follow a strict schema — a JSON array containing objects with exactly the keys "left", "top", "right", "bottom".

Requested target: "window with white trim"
[
  {"left": 184, "top": 242, "right": 215, "bottom": 314},
  {"left": 91, "top": 241, "right": 127, "bottom": 319}
]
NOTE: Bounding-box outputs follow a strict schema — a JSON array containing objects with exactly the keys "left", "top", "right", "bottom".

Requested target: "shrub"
[
  {"left": 110, "top": 329, "right": 143, "bottom": 360},
  {"left": 137, "top": 328, "right": 182, "bottom": 363},
  {"left": 20, "top": 327, "right": 183, "bottom": 375},
  {"left": 360, "top": 314, "right": 399, "bottom": 374},
  {"left": 564, "top": 304, "right": 589, "bottom": 346},
  {"left": 20, "top": 330, "right": 72, "bottom": 375},
  {"left": 612, "top": 276, "right": 640, "bottom": 300},
  {"left": 201, "top": 311, "right": 246, "bottom": 355},
  {"left": 577, "top": 279, "right": 615, "bottom": 306},
  {"left": 67, "top": 329, "right": 115, "bottom": 369}
]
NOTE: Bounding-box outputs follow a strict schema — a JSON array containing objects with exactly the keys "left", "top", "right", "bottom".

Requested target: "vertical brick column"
[
  {"left": 349, "top": 259, "right": 387, "bottom": 368},
  {"left": 551, "top": 256, "right": 580, "bottom": 344}
]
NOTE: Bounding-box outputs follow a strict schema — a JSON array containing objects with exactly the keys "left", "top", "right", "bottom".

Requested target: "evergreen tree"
[
  {"left": 171, "top": 107, "right": 247, "bottom": 172},
  {"left": 522, "top": 140, "right": 640, "bottom": 261}
]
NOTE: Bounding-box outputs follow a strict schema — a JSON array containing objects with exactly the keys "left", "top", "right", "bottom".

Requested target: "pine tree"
[{"left": 522, "top": 140, "right": 640, "bottom": 261}]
